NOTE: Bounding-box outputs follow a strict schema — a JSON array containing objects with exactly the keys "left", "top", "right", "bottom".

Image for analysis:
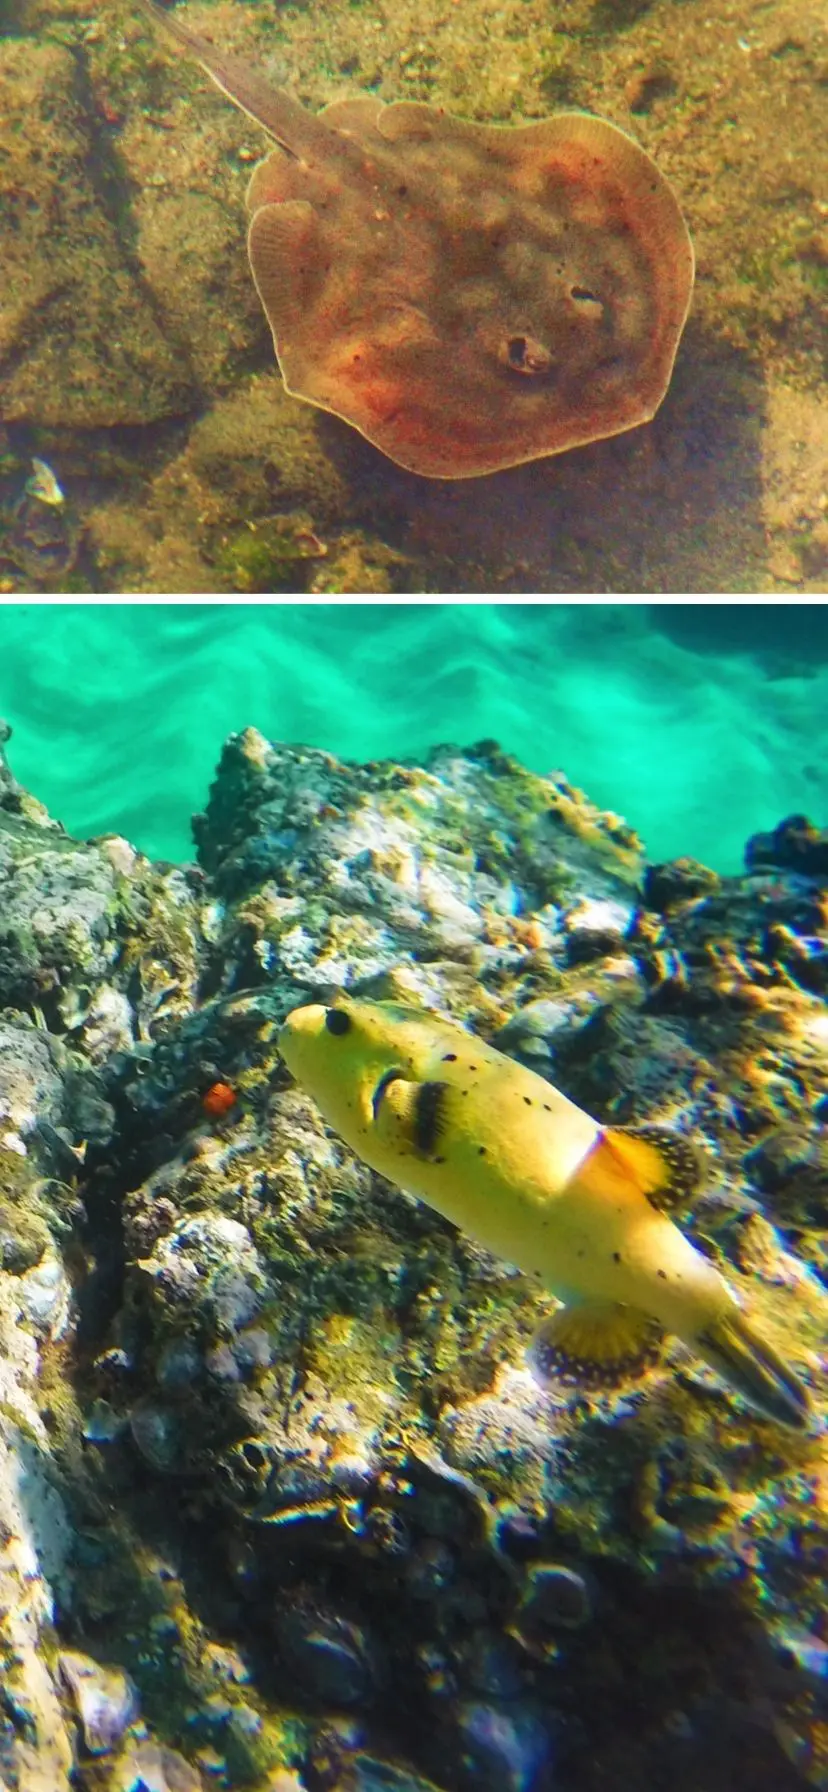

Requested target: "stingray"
[{"left": 144, "top": 2, "right": 694, "bottom": 478}]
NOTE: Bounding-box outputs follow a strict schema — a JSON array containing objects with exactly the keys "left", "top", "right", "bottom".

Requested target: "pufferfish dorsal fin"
[
  {"left": 530, "top": 1301, "right": 664, "bottom": 1390},
  {"left": 601, "top": 1123, "right": 705, "bottom": 1212},
  {"left": 372, "top": 1075, "right": 452, "bottom": 1158}
]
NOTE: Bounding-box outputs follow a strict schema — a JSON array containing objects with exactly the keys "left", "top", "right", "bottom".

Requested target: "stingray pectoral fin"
[
  {"left": 247, "top": 201, "right": 322, "bottom": 341},
  {"left": 602, "top": 1123, "right": 705, "bottom": 1211},
  {"left": 529, "top": 1302, "right": 664, "bottom": 1391},
  {"left": 695, "top": 1307, "right": 812, "bottom": 1430},
  {"left": 321, "top": 95, "right": 384, "bottom": 134}
]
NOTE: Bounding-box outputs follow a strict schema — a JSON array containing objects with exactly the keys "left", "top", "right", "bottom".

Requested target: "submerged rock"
[
  {"left": 0, "top": 726, "right": 824, "bottom": 1791},
  {"left": 276, "top": 1606, "right": 379, "bottom": 1708},
  {"left": 642, "top": 856, "right": 722, "bottom": 912},
  {"left": 453, "top": 1700, "right": 553, "bottom": 1791},
  {"left": 340, "top": 1755, "right": 448, "bottom": 1792},
  {"left": 0, "top": 1281, "right": 75, "bottom": 1791},
  {"left": 59, "top": 1649, "right": 139, "bottom": 1754},
  {"left": 746, "top": 815, "right": 828, "bottom": 879},
  {"left": 509, "top": 1563, "right": 592, "bottom": 1654},
  {"left": 108, "top": 1739, "right": 205, "bottom": 1791}
]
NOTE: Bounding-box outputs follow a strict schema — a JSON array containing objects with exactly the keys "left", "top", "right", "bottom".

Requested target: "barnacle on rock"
[{"left": 509, "top": 1561, "right": 593, "bottom": 1655}]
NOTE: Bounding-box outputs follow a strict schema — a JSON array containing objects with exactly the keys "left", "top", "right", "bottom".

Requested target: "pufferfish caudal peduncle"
[{"left": 279, "top": 997, "right": 812, "bottom": 1430}]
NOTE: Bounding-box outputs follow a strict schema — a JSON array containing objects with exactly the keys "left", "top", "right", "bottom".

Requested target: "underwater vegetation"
[{"left": 0, "top": 717, "right": 825, "bottom": 1791}]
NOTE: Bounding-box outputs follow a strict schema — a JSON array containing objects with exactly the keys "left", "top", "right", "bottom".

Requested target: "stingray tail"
[{"left": 695, "top": 1306, "right": 811, "bottom": 1430}]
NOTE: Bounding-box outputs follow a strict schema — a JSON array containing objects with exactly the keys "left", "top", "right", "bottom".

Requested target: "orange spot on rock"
[{"left": 202, "top": 1081, "right": 237, "bottom": 1118}]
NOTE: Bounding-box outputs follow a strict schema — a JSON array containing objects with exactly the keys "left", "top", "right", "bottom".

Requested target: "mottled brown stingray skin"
[{"left": 145, "top": 4, "right": 694, "bottom": 478}]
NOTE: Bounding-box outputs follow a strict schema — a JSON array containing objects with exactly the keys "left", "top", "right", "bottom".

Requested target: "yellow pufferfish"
[{"left": 278, "top": 997, "right": 811, "bottom": 1429}]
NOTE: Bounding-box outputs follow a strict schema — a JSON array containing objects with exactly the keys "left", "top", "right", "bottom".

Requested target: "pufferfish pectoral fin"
[
  {"left": 529, "top": 1302, "right": 665, "bottom": 1392},
  {"left": 602, "top": 1123, "right": 705, "bottom": 1212}
]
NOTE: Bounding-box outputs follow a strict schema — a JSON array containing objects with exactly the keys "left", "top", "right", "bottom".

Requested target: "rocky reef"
[{"left": 0, "top": 718, "right": 825, "bottom": 1791}]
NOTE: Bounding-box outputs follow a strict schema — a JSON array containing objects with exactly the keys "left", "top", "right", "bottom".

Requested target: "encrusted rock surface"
[
  {"left": 0, "top": 1277, "right": 75, "bottom": 1792},
  {"left": 0, "top": 718, "right": 825, "bottom": 1791},
  {"left": 0, "top": 39, "right": 193, "bottom": 430}
]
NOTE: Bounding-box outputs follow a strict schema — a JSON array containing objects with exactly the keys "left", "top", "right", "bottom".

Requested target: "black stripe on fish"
[{"left": 413, "top": 1080, "right": 449, "bottom": 1155}]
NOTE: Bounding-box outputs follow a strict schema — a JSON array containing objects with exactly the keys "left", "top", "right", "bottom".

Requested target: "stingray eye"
[
  {"left": 325, "top": 1007, "right": 352, "bottom": 1037},
  {"left": 502, "top": 334, "right": 554, "bottom": 376}
]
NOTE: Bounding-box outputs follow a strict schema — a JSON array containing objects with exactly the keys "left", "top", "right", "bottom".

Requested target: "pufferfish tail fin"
[{"left": 695, "top": 1305, "right": 811, "bottom": 1431}]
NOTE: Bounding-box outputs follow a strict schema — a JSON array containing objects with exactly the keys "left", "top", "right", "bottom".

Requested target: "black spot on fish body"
[
  {"left": 613, "top": 1252, "right": 621, "bottom": 1263},
  {"left": 443, "top": 1053, "right": 457, "bottom": 1062},
  {"left": 413, "top": 1081, "right": 449, "bottom": 1155},
  {"left": 523, "top": 1096, "right": 532, "bottom": 1105}
]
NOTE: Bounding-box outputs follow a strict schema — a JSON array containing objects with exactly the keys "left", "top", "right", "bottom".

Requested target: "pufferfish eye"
[{"left": 325, "top": 1007, "right": 352, "bottom": 1036}]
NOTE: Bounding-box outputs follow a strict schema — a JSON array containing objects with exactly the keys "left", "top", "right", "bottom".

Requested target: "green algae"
[
  {"left": 212, "top": 516, "right": 328, "bottom": 595},
  {"left": 0, "top": 1179, "right": 52, "bottom": 1273}
]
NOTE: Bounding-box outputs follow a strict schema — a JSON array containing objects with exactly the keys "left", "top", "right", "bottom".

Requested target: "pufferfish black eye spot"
[{"left": 325, "top": 1007, "right": 352, "bottom": 1036}]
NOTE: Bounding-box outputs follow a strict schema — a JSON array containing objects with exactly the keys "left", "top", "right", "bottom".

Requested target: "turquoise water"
[{"left": 1, "top": 601, "right": 825, "bottom": 869}]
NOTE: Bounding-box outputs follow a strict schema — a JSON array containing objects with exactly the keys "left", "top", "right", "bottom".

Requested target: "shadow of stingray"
[{"left": 316, "top": 322, "right": 770, "bottom": 594}]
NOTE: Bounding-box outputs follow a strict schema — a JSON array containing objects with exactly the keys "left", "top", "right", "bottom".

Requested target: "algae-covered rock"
[
  {"left": 0, "top": 720, "right": 212, "bottom": 1053},
  {"left": 0, "top": 725, "right": 825, "bottom": 1789},
  {"left": 0, "top": 1169, "right": 76, "bottom": 1791},
  {"left": 93, "top": 732, "right": 828, "bottom": 1788},
  {"left": 85, "top": 373, "right": 414, "bottom": 595}
]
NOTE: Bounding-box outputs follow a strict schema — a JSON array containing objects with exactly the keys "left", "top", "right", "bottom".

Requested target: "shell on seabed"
[{"left": 58, "top": 1649, "right": 139, "bottom": 1754}]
